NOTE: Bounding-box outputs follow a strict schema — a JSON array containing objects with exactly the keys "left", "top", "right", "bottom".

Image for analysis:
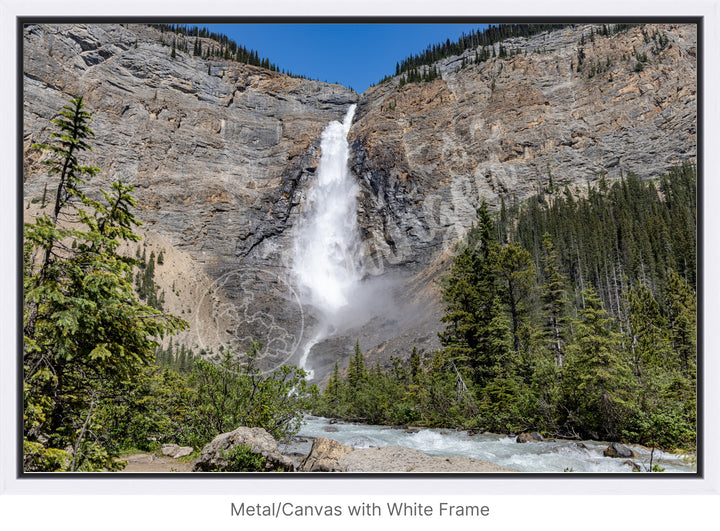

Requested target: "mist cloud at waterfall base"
[
  {"left": 309, "top": 270, "right": 405, "bottom": 336},
  {"left": 295, "top": 264, "right": 443, "bottom": 384}
]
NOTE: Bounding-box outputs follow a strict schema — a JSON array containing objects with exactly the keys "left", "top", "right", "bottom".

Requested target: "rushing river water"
[{"left": 292, "top": 416, "right": 696, "bottom": 473}]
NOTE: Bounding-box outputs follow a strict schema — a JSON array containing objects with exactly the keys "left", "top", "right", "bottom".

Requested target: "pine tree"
[
  {"left": 347, "top": 340, "right": 366, "bottom": 390},
  {"left": 325, "top": 361, "right": 343, "bottom": 413},
  {"left": 541, "top": 233, "right": 569, "bottom": 366},
  {"left": 497, "top": 242, "right": 535, "bottom": 354},
  {"left": 439, "top": 199, "right": 502, "bottom": 385},
  {"left": 563, "top": 287, "right": 631, "bottom": 439},
  {"left": 626, "top": 282, "right": 672, "bottom": 377},
  {"left": 410, "top": 347, "right": 421, "bottom": 384},
  {"left": 486, "top": 296, "right": 514, "bottom": 374},
  {"left": 438, "top": 245, "right": 483, "bottom": 368},
  {"left": 663, "top": 268, "right": 696, "bottom": 375},
  {"left": 24, "top": 97, "right": 187, "bottom": 471}
]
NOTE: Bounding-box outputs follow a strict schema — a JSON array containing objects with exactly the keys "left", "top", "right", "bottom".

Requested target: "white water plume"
[{"left": 293, "top": 105, "right": 360, "bottom": 376}]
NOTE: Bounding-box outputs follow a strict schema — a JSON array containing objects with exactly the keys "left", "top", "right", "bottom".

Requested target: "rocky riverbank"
[
  {"left": 115, "top": 421, "right": 695, "bottom": 473},
  {"left": 117, "top": 425, "right": 517, "bottom": 473}
]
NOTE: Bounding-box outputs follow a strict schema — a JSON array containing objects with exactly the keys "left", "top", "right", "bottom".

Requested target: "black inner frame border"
[{"left": 16, "top": 14, "right": 704, "bottom": 481}]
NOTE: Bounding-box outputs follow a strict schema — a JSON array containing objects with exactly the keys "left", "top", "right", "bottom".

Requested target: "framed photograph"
[{"left": 4, "top": 0, "right": 717, "bottom": 528}]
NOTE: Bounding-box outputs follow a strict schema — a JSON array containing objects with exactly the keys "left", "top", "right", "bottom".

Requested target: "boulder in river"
[
  {"left": 516, "top": 432, "right": 544, "bottom": 443},
  {"left": 623, "top": 459, "right": 642, "bottom": 471},
  {"left": 603, "top": 442, "right": 637, "bottom": 458},
  {"left": 346, "top": 435, "right": 377, "bottom": 448},
  {"left": 299, "top": 437, "right": 354, "bottom": 472}
]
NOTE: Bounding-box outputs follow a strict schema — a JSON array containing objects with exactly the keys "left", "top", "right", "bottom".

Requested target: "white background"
[{"left": 2, "top": 1, "right": 718, "bottom": 528}]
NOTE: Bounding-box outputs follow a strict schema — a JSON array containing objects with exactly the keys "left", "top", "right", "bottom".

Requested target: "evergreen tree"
[
  {"left": 485, "top": 296, "right": 515, "bottom": 375},
  {"left": 563, "top": 287, "right": 631, "bottom": 439},
  {"left": 663, "top": 268, "right": 696, "bottom": 375},
  {"left": 324, "top": 361, "right": 344, "bottom": 414},
  {"left": 439, "top": 199, "right": 503, "bottom": 386},
  {"left": 24, "top": 97, "right": 187, "bottom": 471},
  {"left": 347, "top": 340, "right": 367, "bottom": 391},
  {"left": 496, "top": 242, "right": 535, "bottom": 354},
  {"left": 409, "top": 347, "right": 421, "bottom": 384},
  {"left": 438, "top": 245, "right": 484, "bottom": 369},
  {"left": 626, "top": 282, "right": 672, "bottom": 377},
  {"left": 540, "top": 233, "right": 569, "bottom": 366}
]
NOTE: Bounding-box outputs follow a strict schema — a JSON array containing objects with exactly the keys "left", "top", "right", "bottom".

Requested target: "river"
[{"left": 291, "top": 416, "right": 696, "bottom": 473}]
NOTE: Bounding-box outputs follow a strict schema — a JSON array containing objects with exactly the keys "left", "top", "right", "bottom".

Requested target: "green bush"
[
  {"left": 184, "top": 343, "right": 317, "bottom": 448},
  {"left": 216, "top": 444, "right": 267, "bottom": 472}
]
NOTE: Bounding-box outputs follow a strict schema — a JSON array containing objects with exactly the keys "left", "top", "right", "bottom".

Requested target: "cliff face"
[
  {"left": 349, "top": 23, "right": 696, "bottom": 274},
  {"left": 23, "top": 23, "right": 358, "bottom": 275},
  {"left": 23, "top": 23, "right": 697, "bottom": 381}
]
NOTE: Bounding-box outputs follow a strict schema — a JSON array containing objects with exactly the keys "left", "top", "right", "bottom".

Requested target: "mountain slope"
[
  {"left": 350, "top": 23, "right": 696, "bottom": 273},
  {"left": 22, "top": 22, "right": 697, "bottom": 382}
]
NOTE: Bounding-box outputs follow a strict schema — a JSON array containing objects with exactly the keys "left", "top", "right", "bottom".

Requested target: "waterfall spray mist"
[{"left": 293, "top": 105, "right": 360, "bottom": 377}]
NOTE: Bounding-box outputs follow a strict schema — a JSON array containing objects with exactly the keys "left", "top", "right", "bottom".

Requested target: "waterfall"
[{"left": 293, "top": 105, "right": 360, "bottom": 377}]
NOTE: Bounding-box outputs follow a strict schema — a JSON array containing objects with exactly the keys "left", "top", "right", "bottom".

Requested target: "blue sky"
[{"left": 203, "top": 24, "right": 487, "bottom": 93}]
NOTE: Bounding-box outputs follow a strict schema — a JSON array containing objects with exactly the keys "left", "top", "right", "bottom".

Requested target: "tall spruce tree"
[
  {"left": 663, "top": 268, "right": 696, "bottom": 376},
  {"left": 497, "top": 242, "right": 535, "bottom": 354},
  {"left": 562, "top": 287, "right": 631, "bottom": 440},
  {"left": 23, "top": 97, "right": 187, "bottom": 471},
  {"left": 439, "top": 199, "right": 501, "bottom": 385},
  {"left": 540, "top": 233, "right": 569, "bottom": 367}
]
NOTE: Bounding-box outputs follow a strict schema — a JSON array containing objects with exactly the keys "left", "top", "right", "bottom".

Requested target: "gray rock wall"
[
  {"left": 23, "top": 23, "right": 697, "bottom": 382},
  {"left": 24, "top": 23, "right": 357, "bottom": 277},
  {"left": 350, "top": 23, "right": 696, "bottom": 274}
]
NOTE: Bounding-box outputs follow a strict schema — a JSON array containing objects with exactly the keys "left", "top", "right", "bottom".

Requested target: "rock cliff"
[
  {"left": 24, "top": 24, "right": 357, "bottom": 272},
  {"left": 23, "top": 23, "right": 357, "bottom": 366},
  {"left": 349, "top": 23, "right": 696, "bottom": 273},
  {"left": 22, "top": 23, "right": 697, "bottom": 382}
]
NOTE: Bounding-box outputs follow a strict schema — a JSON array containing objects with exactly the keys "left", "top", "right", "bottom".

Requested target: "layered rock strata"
[
  {"left": 24, "top": 23, "right": 357, "bottom": 275},
  {"left": 23, "top": 23, "right": 697, "bottom": 381},
  {"left": 349, "top": 23, "right": 696, "bottom": 274}
]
